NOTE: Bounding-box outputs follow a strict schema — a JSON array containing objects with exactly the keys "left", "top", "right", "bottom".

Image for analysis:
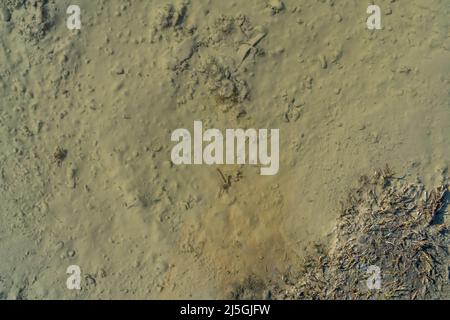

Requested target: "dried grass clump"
[{"left": 277, "top": 166, "right": 449, "bottom": 300}]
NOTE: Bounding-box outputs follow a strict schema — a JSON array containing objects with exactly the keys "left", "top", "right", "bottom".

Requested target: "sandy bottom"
[{"left": 0, "top": 0, "right": 449, "bottom": 299}]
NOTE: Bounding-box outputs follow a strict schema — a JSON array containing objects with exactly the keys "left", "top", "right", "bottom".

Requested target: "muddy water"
[{"left": 0, "top": 0, "right": 448, "bottom": 299}]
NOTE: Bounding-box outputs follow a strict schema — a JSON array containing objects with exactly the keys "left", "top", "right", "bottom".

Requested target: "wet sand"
[{"left": 0, "top": 0, "right": 449, "bottom": 299}]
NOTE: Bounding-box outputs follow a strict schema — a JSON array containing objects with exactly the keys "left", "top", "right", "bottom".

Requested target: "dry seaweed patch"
[{"left": 275, "top": 167, "right": 449, "bottom": 300}]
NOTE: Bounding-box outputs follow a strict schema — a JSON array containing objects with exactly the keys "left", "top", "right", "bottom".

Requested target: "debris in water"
[{"left": 272, "top": 167, "right": 448, "bottom": 300}]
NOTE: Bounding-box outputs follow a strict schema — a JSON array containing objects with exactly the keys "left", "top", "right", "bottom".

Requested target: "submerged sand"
[{"left": 0, "top": 0, "right": 449, "bottom": 299}]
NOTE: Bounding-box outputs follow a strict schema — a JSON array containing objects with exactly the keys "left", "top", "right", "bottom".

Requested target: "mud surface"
[{"left": 0, "top": 0, "right": 449, "bottom": 299}]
